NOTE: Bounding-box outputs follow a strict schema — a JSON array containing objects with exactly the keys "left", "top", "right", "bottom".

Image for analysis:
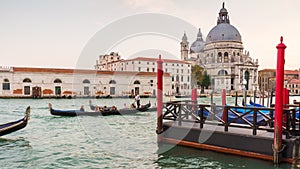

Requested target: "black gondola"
[
  {"left": 49, "top": 102, "right": 153, "bottom": 117},
  {"left": 0, "top": 106, "right": 30, "bottom": 137},
  {"left": 175, "top": 95, "right": 191, "bottom": 98},
  {"left": 88, "top": 100, "right": 155, "bottom": 112}
]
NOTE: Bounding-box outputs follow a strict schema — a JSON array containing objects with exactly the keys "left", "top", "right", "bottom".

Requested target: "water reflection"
[
  {"left": 0, "top": 137, "right": 31, "bottom": 148},
  {"left": 156, "top": 144, "right": 294, "bottom": 169}
]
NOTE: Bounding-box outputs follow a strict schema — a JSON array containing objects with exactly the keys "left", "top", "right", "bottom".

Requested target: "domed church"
[{"left": 181, "top": 3, "right": 259, "bottom": 92}]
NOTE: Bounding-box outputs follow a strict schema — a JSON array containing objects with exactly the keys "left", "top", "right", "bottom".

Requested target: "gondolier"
[{"left": 135, "top": 93, "right": 141, "bottom": 108}]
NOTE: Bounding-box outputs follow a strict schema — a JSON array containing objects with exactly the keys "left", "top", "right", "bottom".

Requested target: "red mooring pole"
[
  {"left": 221, "top": 89, "right": 227, "bottom": 121},
  {"left": 273, "top": 36, "right": 286, "bottom": 165},
  {"left": 191, "top": 87, "right": 197, "bottom": 119},
  {"left": 191, "top": 88, "right": 197, "bottom": 103},
  {"left": 157, "top": 55, "right": 163, "bottom": 142}
]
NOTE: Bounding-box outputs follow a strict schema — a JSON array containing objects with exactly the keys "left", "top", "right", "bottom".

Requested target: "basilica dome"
[
  {"left": 190, "top": 28, "right": 205, "bottom": 53},
  {"left": 206, "top": 23, "right": 241, "bottom": 43},
  {"left": 190, "top": 40, "right": 205, "bottom": 53}
]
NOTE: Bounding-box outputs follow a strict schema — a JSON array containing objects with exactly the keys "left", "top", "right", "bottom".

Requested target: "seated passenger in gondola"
[
  {"left": 110, "top": 105, "right": 117, "bottom": 111},
  {"left": 94, "top": 105, "right": 100, "bottom": 112},
  {"left": 103, "top": 106, "right": 109, "bottom": 111},
  {"left": 80, "top": 105, "right": 85, "bottom": 112},
  {"left": 131, "top": 103, "right": 136, "bottom": 108}
]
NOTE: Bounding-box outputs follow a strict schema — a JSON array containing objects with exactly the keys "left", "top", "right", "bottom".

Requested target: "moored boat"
[
  {"left": 49, "top": 102, "right": 154, "bottom": 117},
  {"left": 175, "top": 95, "right": 191, "bottom": 98},
  {"left": 89, "top": 100, "right": 155, "bottom": 112},
  {"left": 0, "top": 106, "right": 30, "bottom": 136}
]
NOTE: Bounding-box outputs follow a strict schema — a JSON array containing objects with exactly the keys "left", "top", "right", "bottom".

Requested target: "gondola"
[
  {"left": 0, "top": 106, "right": 30, "bottom": 137},
  {"left": 88, "top": 100, "right": 154, "bottom": 112},
  {"left": 49, "top": 102, "right": 153, "bottom": 117},
  {"left": 175, "top": 95, "right": 191, "bottom": 98},
  {"left": 249, "top": 100, "right": 265, "bottom": 107},
  {"left": 215, "top": 104, "right": 270, "bottom": 125}
]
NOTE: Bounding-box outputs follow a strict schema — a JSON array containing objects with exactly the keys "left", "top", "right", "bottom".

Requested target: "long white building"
[
  {"left": 95, "top": 54, "right": 192, "bottom": 96},
  {"left": 0, "top": 66, "right": 171, "bottom": 98}
]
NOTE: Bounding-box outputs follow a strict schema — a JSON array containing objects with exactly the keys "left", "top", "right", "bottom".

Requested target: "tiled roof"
[
  {"left": 284, "top": 70, "right": 298, "bottom": 74},
  {"left": 122, "top": 57, "right": 191, "bottom": 64},
  {"left": 259, "top": 69, "right": 299, "bottom": 74},
  {"left": 12, "top": 67, "right": 170, "bottom": 76},
  {"left": 288, "top": 79, "right": 300, "bottom": 84},
  {"left": 258, "top": 69, "right": 276, "bottom": 72}
]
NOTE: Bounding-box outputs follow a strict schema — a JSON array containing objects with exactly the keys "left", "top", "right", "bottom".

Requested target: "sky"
[{"left": 0, "top": 0, "right": 300, "bottom": 70}]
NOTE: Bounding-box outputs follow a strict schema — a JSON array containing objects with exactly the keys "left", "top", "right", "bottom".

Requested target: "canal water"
[{"left": 0, "top": 97, "right": 298, "bottom": 168}]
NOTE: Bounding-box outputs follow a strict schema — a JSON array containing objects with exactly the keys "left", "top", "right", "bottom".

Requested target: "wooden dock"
[{"left": 157, "top": 100, "right": 300, "bottom": 164}]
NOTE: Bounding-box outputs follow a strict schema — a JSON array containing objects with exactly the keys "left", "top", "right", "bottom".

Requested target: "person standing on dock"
[{"left": 135, "top": 93, "right": 141, "bottom": 108}]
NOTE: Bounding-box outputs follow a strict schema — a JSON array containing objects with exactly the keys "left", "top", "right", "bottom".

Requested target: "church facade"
[{"left": 181, "top": 3, "right": 259, "bottom": 92}]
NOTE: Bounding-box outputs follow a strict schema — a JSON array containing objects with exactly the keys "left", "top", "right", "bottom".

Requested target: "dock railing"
[{"left": 163, "top": 100, "right": 300, "bottom": 137}]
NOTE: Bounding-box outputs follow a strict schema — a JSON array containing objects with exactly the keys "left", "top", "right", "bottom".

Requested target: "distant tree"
[
  {"left": 200, "top": 71, "right": 211, "bottom": 90},
  {"left": 191, "top": 65, "right": 212, "bottom": 93},
  {"left": 191, "top": 65, "right": 204, "bottom": 88}
]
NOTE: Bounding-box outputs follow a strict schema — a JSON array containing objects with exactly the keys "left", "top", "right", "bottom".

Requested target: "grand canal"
[{"left": 0, "top": 97, "right": 298, "bottom": 168}]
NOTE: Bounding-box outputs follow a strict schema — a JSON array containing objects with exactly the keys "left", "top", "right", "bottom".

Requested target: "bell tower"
[{"left": 180, "top": 32, "right": 189, "bottom": 60}]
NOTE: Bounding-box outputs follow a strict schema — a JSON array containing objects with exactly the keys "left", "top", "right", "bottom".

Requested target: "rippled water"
[{"left": 0, "top": 97, "right": 297, "bottom": 168}]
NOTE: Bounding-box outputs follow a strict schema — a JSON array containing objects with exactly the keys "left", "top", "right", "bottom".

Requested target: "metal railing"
[{"left": 163, "top": 100, "right": 300, "bottom": 137}]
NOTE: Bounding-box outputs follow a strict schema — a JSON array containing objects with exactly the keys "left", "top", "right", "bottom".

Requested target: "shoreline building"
[
  {"left": 95, "top": 53, "right": 192, "bottom": 96},
  {"left": 181, "top": 3, "right": 259, "bottom": 93},
  {"left": 0, "top": 66, "right": 171, "bottom": 98},
  {"left": 258, "top": 69, "right": 300, "bottom": 95}
]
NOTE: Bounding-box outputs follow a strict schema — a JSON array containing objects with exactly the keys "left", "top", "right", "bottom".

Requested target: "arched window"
[
  {"left": 218, "top": 52, "right": 222, "bottom": 63},
  {"left": 244, "top": 71, "right": 250, "bottom": 90},
  {"left": 23, "top": 78, "right": 32, "bottom": 83},
  {"left": 224, "top": 52, "right": 229, "bottom": 63},
  {"left": 2, "top": 79, "right": 10, "bottom": 90},
  {"left": 53, "top": 79, "right": 62, "bottom": 95},
  {"left": 218, "top": 70, "right": 228, "bottom": 75},
  {"left": 109, "top": 80, "right": 116, "bottom": 84},
  {"left": 133, "top": 80, "right": 140, "bottom": 84},
  {"left": 83, "top": 79, "right": 90, "bottom": 84},
  {"left": 82, "top": 79, "right": 90, "bottom": 95},
  {"left": 23, "top": 78, "right": 31, "bottom": 95},
  {"left": 54, "top": 78, "right": 62, "bottom": 83}
]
